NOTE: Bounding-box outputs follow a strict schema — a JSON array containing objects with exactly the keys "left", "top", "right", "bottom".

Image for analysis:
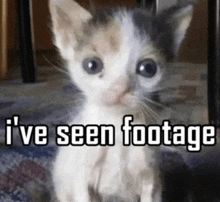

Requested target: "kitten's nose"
[
  {"left": 103, "top": 76, "right": 132, "bottom": 106},
  {"left": 113, "top": 76, "right": 131, "bottom": 94}
]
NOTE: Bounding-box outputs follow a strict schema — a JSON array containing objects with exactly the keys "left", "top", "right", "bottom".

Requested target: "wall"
[
  {"left": 6, "top": 0, "right": 207, "bottom": 67},
  {"left": 178, "top": 0, "right": 207, "bottom": 63}
]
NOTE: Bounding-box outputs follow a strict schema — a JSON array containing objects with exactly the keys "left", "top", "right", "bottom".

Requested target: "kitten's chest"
[
  {"left": 74, "top": 105, "right": 128, "bottom": 142},
  {"left": 86, "top": 140, "right": 155, "bottom": 197},
  {"left": 71, "top": 105, "right": 157, "bottom": 195}
]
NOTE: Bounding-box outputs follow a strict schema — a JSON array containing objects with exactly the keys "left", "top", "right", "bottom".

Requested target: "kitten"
[{"left": 49, "top": 0, "right": 193, "bottom": 201}]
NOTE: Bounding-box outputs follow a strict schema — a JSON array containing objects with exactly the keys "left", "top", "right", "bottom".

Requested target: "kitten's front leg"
[
  {"left": 152, "top": 179, "right": 162, "bottom": 202},
  {"left": 53, "top": 148, "right": 91, "bottom": 202},
  {"left": 54, "top": 167, "right": 90, "bottom": 202},
  {"left": 72, "top": 169, "right": 91, "bottom": 202},
  {"left": 140, "top": 173, "right": 162, "bottom": 202},
  {"left": 54, "top": 181, "right": 90, "bottom": 202},
  {"left": 140, "top": 179, "right": 155, "bottom": 202}
]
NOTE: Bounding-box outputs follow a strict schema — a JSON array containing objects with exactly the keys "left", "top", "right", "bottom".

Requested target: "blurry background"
[{"left": 4, "top": 0, "right": 207, "bottom": 74}]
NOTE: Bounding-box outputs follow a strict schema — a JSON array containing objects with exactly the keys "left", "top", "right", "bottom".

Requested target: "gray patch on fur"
[{"left": 131, "top": 4, "right": 192, "bottom": 61}]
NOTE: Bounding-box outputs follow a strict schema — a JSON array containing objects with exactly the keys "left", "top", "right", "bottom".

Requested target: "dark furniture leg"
[
  {"left": 208, "top": 0, "right": 220, "bottom": 126},
  {"left": 137, "top": 0, "right": 156, "bottom": 14},
  {"left": 17, "top": 0, "right": 36, "bottom": 83}
]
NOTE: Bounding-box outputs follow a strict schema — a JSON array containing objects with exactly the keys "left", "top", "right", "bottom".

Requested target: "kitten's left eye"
[
  {"left": 82, "top": 57, "right": 103, "bottom": 75},
  {"left": 136, "top": 59, "right": 157, "bottom": 78}
]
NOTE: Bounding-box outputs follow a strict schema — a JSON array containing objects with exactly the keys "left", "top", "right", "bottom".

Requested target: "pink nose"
[{"left": 102, "top": 77, "right": 131, "bottom": 105}]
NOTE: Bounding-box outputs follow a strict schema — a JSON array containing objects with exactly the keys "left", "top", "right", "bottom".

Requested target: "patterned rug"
[{"left": 0, "top": 146, "right": 55, "bottom": 201}]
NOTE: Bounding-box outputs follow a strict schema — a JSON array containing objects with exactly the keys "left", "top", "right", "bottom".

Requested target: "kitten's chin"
[
  {"left": 100, "top": 100, "right": 141, "bottom": 118},
  {"left": 102, "top": 93, "right": 137, "bottom": 109}
]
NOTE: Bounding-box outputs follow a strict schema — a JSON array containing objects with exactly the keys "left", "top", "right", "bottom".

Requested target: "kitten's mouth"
[
  {"left": 103, "top": 93, "right": 135, "bottom": 108},
  {"left": 104, "top": 99, "right": 126, "bottom": 107},
  {"left": 110, "top": 96, "right": 127, "bottom": 106}
]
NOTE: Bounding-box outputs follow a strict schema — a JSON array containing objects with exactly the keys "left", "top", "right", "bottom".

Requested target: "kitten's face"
[
  {"left": 49, "top": 0, "right": 193, "bottom": 114},
  {"left": 68, "top": 12, "right": 164, "bottom": 112}
]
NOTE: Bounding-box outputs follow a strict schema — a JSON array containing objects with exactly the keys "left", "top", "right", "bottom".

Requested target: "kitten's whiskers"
[
  {"left": 42, "top": 55, "right": 69, "bottom": 76},
  {"left": 138, "top": 101, "right": 160, "bottom": 123},
  {"left": 142, "top": 97, "right": 175, "bottom": 114}
]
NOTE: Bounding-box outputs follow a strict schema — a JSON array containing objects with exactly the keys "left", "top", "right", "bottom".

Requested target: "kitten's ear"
[
  {"left": 170, "top": 3, "right": 194, "bottom": 54},
  {"left": 49, "top": 0, "right": 92, "bottom": 59},
  {"left": 155, "top": 3, "right": 194, "bottom": 60}
]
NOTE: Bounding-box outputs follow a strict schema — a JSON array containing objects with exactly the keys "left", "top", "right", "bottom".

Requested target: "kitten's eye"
[
  {"left": 82, "top": 57, "right": 103, "bottom": 75},
  {"left": 136, "top": 59, "right": 157, "bottom": 78}
]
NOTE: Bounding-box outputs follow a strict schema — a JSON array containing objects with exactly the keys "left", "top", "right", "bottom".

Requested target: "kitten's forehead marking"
[
  {"left": 91, "top": 19, "right": 121, "bottom": 54},
  {"left": 83, "top": 10, "right": 157, "bottom": 59}
]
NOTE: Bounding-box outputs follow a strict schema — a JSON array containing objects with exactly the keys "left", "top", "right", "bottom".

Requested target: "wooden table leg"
[{"left": 0, "top": 0, "right": 8, "bottom": 78}]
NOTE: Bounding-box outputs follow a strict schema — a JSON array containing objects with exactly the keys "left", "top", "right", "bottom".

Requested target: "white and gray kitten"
[{"left": 49, "top": 0, "right": 193, "bottom": 201}]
